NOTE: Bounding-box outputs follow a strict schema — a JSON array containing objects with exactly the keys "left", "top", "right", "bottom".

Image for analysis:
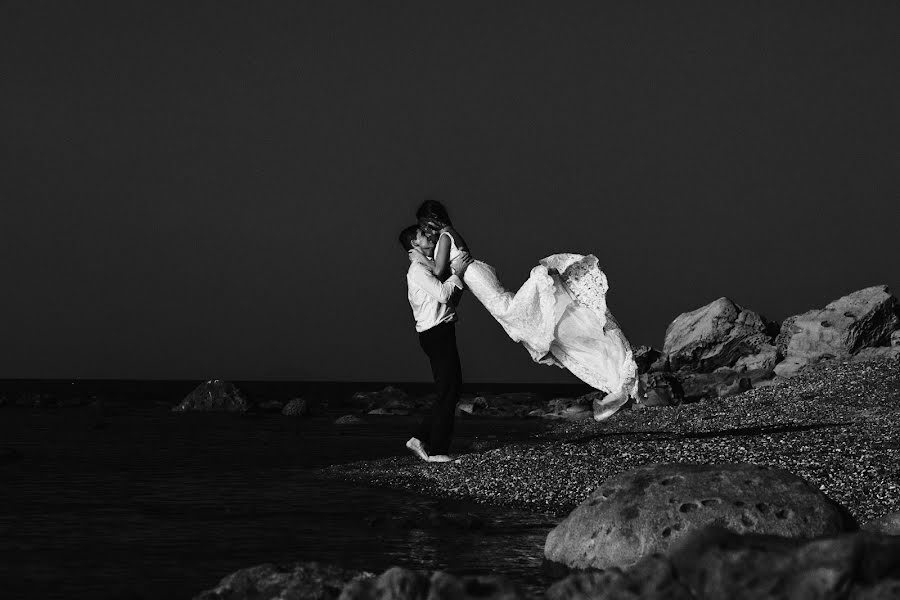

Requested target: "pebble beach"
[{"left": 319, "top": 358, "right": 900, "bottom": 524}]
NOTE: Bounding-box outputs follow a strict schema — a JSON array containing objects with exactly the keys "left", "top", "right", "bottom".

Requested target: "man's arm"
[{"left": 408, "top": 265, "right": 464, "bottom": 304}]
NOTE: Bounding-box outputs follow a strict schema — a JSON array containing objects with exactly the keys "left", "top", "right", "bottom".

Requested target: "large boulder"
[
  {"left": 775, "top": 285, "right": 898, "bottom": 377},
  {"left": 172, "top": 380, "right": 251, "bottom": 412},
  {"left": 193, "top": 562, "right": 370, "bottom": 600},
  {"left": 663, "top": 298, "right": 776, "bottom": 373},
  {"left": 544, "top": 463, "right": 855, "bottom": 570}
]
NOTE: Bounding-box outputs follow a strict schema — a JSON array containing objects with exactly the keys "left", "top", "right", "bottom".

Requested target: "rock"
[
  {"left": 649, "top": 354, "right": 671, "bottom": 373},
  {"left": 335, "top": 415, "right": 365, "bottom": 425},
  {"left": 677, "top": 368, "right": 773, "bottom": 402},
  {"left": 463, "top": 392, "right": 544, "bottom": 418},
  {"left": 367, "top": 408, "right": 410, "bottom": 416},
  {"left": 733, "top": 343, "right": 779, "bottom": 372},
  {"left": 193, "top": 561, "right": 370, "bottom": 600},
  {"left": 862, "top": 511, "right": 900, "bottom": 535},
  {"left": 773, "top": 357, "right": 805, "bottom": 378},
  {"left": 546, "top": 554, "right": 693, "bottom": 600},
  {"left": 282, "top": 398, "right": 309, "bottom": 417},
  {"left": 850, "top": 346, "right": 900, "bottom": 363},
  {"left": 716, "top": 376, "right": 751, "bottom": 398},
  {"left": 640, "top": 372, "right": 684, "bottom": 407},
  {"left": 663, "top": 298, "right": 777, "bottom": 372},
  {"left": 456, "top": 401, "right": 474, "bottom": 415},
  {"left": 424, "top": 571, "right": 522, "bottom": 600},
  {"left": 172, "top": 380, "right": 251, "bottom": 412},
  {"left": 774, "top": 315, "right": 798, "bottom": 359},
  {"left": 338, "top": 567, "right": 522, "bottom": 600},
  {"left": 545, "top": 395, "right": 594, "bottom": 419},
  {"left": 544, "top": 463, "right": 856, "bottom": 570},
  {"left": 572, "top": 391, "right": 604, "bottom": 410},
  {"left": 351, "top": 386, "right": 411, "bottom": 412},
  {"left": 634, "top": 346, "right": 663, "bottom": 375},
  {"left": 676, "top": 372, "right": 725, "bottom": 402},
  {"left": 892, "top": 330, "right": 900, "bottom": 347},
  {"left": 669, "top": 526, "right": 900, "bottom": 600},
  {"left": 339, "top": 566, "right": 426, "bottom": 600},
  {"left": 775, "top": 285, "right": 898, "bottom": 377},
  {"left": 259, "top": 400, "right": 285, "bottom": 412}
]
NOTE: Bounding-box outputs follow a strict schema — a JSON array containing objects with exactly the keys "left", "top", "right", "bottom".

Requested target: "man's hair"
[{"left": 398, "top": 224, "right": 419, "bottom": 251}]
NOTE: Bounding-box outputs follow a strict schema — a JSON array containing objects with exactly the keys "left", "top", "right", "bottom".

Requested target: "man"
[{"left": 398, "top": 224, "right": 474, "bottom": 463}]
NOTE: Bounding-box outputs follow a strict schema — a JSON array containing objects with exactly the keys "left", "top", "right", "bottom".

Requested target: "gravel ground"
[{"left": 317, "top": 358, "right": 900, "bottom": 523}]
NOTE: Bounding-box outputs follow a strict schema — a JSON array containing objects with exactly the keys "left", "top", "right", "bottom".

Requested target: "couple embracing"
[{"left": 399, "top": 200, "right": 640, "bottom": 463}]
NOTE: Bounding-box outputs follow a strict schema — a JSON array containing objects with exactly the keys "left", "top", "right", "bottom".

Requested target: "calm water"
[{"left": 0, "top": 383, "right": 572, "bottom": 599}]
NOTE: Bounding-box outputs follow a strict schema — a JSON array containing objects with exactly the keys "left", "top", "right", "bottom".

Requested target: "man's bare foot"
[
  {"left": 427, "top": 454, "right": 452, "bottom": 463},
  {"left": 405, "top": 437, "right": 429, "bottom": 461}
]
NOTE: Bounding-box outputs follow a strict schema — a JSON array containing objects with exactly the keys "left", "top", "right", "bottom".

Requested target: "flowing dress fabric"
[{"left": 442, "top": 232, "right": 638, "bottom": 398}]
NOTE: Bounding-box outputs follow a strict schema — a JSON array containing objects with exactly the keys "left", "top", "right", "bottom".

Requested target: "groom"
[{"left": 399, "top": 225, "right": 473, "bottom": 463}]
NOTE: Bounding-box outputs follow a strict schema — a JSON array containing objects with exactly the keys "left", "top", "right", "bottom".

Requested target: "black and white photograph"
[{"left": 2, "top": 1, "right": 899, "bottom": 598}]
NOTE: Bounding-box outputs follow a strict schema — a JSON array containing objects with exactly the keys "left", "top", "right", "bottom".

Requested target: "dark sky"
[{"left": 2, "top": 1, "right": 897, "bottom": 382}]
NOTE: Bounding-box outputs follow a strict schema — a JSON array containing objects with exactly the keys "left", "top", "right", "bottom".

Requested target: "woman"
[{"left": 412, "top": 200, "right": 640, "bottom": 420}]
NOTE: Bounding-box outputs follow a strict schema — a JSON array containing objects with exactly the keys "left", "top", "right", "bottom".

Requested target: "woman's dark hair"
[
  {"left": 398, "top": 224, "right": 419, "bottom": 251},
  {"left": 416, "top": 199, "right": 452, "bottom": 240}
]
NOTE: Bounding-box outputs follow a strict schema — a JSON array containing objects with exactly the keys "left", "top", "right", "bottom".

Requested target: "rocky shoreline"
[{"left": 188, "top": 285, "right": 900, "bottom": 598}]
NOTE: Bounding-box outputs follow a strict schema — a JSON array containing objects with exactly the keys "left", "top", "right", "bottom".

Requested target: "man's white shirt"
[{"left": 406, "top": 254, "right": 464, "bottom": 333}]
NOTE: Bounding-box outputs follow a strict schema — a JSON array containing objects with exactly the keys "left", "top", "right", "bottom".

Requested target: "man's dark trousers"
[{"left": 415, "top": 321, "right": 462, "bottom": 455}]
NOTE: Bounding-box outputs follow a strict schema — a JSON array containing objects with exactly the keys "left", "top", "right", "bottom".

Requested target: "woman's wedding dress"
[{"left": 440, "top": 232, "right": 639, "bottom": 411}]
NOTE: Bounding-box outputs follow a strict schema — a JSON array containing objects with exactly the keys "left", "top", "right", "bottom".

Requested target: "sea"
[{"left": 0, "top": 379, "right": 594, "bottom": 599}]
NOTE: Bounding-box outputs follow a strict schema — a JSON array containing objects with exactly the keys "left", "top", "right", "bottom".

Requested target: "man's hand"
[
  {"left": 451, "top": 252, "right": 474, "bottom": 275},
  {"left": 448, "top": 286, "right": 464, "bottom": 307}
]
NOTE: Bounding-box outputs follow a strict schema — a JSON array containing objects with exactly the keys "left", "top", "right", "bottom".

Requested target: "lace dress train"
[{"left": 455, "top": 242, "right": 638, "bottom": 408}]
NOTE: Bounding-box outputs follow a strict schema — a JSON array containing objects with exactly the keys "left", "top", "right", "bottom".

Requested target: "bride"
[{"left": 411, "top": 200, "right": 640, "bottom": 421}]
